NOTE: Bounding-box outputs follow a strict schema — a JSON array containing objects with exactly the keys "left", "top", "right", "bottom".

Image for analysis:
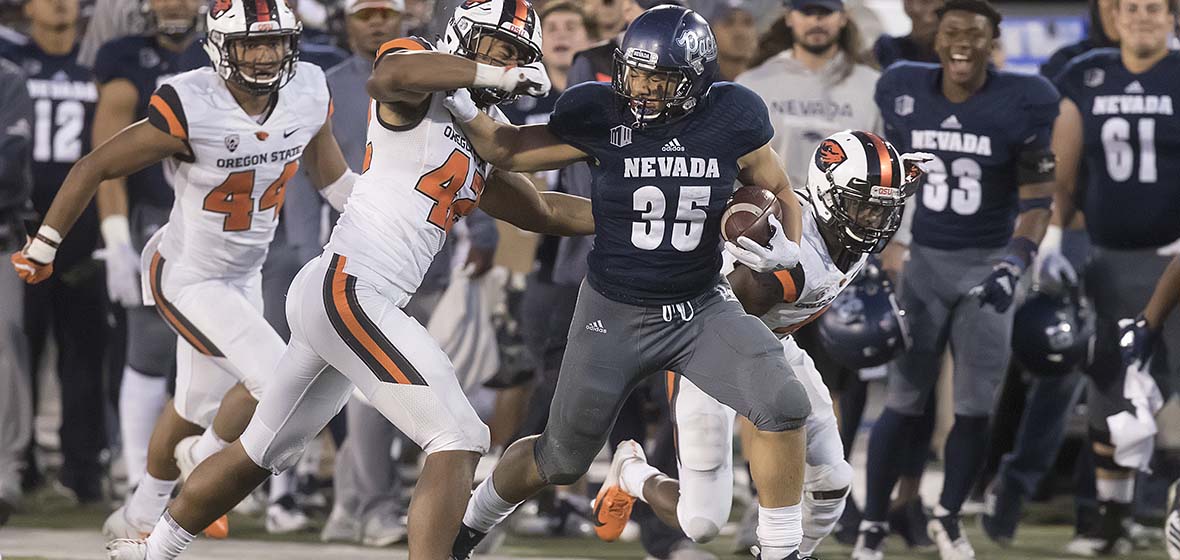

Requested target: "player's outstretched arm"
[
  {"left": 480, "top": 169, "right": 594, "bottom": 236},
  {"left": 445, "top": 90, "right": 586, "bottom": 172},
  {"left": 737, "top": 142, "right": 803, "bottom": 244},
  {"left": 367, "top": 46, "right": 548, "bottom": 102},
  {"left": 300, "top": 118, "right": 355, "bottom": 212}
]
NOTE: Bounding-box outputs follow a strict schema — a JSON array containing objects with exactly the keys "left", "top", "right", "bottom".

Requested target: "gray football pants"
[{"left": 535, "top": 280, "right": 811, "bottom": 486}]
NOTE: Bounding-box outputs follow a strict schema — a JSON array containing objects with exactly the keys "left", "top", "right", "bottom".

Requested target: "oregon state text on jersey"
[
  {"left": 724, "top": 195, "right": 866, "bottom": 336},
  {"left": 324, "top": 37, "right": 505, "bottom": 296},
  {"left": 146, "top": 61, "right": 332, "bottom": 277}
]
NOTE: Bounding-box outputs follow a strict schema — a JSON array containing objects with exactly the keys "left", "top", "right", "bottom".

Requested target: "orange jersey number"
[
  {"left": 414, "top": 149, "right": 485, "bottom": 232},
  {"left": 203, "top": 161, "right": 300, "bottom": 232}
]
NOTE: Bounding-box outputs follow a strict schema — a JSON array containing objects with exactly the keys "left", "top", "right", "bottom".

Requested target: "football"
[{"left": 721, "top": 186, "right": 782, "bottom": 246}]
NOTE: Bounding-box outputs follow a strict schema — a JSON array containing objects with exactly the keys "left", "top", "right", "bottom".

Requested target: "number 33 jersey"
[
  {"left": 146, "top": 61, "right": 331, "bottom": 278},
  {"left": 324, "top": 38, "right": 505, "bottom": 296}
]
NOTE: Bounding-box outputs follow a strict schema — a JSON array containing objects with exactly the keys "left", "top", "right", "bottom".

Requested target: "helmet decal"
[
  {"left": 462, "top": 0, "right": 494, "bottom": 7},
  {"left": 816, "top": 139, "right": 847, "bottom": 170},
  {"left": 674, "top": 28, "right": 716, "bottom": 75},
  {"left": 211, "top": 0, "right": 233, "bottom": 19}
]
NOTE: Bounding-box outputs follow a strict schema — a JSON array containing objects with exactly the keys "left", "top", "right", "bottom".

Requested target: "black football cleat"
[{"left": 450, "top": 523, "right": 488, "bottom": 560}]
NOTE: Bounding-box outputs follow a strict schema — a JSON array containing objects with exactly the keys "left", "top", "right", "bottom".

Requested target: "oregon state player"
[
  {"left": 103, "top": 1, "right": 596, "bottom": 559},
  {"left": 593, "top": 131, "right": 926, "bottom": 558},
  {"left": 12, "top": 0, "right": 356, "bottom": 543}
]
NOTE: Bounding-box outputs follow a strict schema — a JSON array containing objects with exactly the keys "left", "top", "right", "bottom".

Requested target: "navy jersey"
[
  {"left": 875, "top": 62, "right": 1059, "bottom": 250},
  {"left": 1055, "top": 49, "right": 1180, "bottom": 249},
  {"left": 93, "top": 35, "right": 207, "bottom": 211},
  {"left": 547, "top": 81, "right": 774, "bottom": 305},
  {"left": 6, "top": 40, "right": 99, "bottom": 266}
]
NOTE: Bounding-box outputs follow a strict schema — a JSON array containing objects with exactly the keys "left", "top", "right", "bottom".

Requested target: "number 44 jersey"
[
  {"left": 147, "top": 61, "right": 331, "bottom": 277},
  {"left": 874, "top": 62, "right": 1059, "bottom": 250},
  {"left": 1054, "top": 49, "right": 1180, "bottom": 249}
]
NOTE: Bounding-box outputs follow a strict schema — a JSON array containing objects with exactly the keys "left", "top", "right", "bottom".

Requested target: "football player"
[
  {"left": 855, "top": 1, "right": 1060, "bottom": 559},
  {"left": 1047, "top": 0, "right": 1180, "bottom": 553},
  {"left": 593, "top": 131, "right": 926, "bottom": 558},
  {"left": 88, "top": 0, "right": 206, "bottom": 532},
  {"left": 102, "top": 1, "right": 597, "bottom": 559},
  {"left": 445, "top": 6, "right": 820, "bottom": 560},
  {"left": 13, "top": 0, "right": 350, "bottom": 542}
]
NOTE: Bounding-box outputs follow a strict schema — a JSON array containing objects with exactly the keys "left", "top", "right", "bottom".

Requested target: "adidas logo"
[
  {"left": 1125, "top": 80, "right": 1145, "bottom": 94},
  {"left": 585, "top": 320, "right": 607, "bottom": 334},
  {"left": 661, "top": 138, "right": 686, "bottom": 152},
  {"left": 940, "top": 114, "right": 962, "bottom": 129}
]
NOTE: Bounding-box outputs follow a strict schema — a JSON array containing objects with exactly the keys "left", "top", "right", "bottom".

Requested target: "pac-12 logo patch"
[
  {"left": 224, "top": 134, "right": 239, "bottom": 152},
  {"left": 815, "top": 139, "right": 847, "bottom": 171}
]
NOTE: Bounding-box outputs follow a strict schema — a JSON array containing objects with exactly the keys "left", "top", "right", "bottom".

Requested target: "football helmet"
[
  {"left": 1011, "top": 282, "right": 1096, "bottom": 377},
  {"left": 612, "top": 5, "right": 718, "bottom": 127},
  {"left": 806, "top": 130, "right": 926, "bottom": 254},
  {"left": 441, "top": 0, "right": 543, "bottom": 106},
  {"left": 204, "top": 0, "right": 301, "bottom": 95},
  {"left": 816, "top": 260, "right": 911, "bottom": 370}
]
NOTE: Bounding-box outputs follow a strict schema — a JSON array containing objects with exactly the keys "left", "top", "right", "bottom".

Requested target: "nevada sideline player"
[
  {"left": 104, "top": 1, "right": 597, "bottom": 559},
  {"left": 596, "top": 131, "right": 927, "bottom": 558},
  {"left": 11, "top": 0, "right": 355, "bottom": 541}
]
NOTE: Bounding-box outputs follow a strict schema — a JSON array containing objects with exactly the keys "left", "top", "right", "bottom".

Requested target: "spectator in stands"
[
  {"left": 704, "top": 1, "right": 759, "bottom": 80},
  {"left": 871, "top": 0, "right": 943, "bottom": 67},
  {"left": 0, "top": 55, "right": 33, "bottom": 527},
  {"left": 583, "top": 0, "right": 626, "bottom": 39},
  {"left": 8, "top": 0, "right": 107, "bottom": 503},
  {"left": 77, "top": 0, "right": 146, "bottom": 67}
]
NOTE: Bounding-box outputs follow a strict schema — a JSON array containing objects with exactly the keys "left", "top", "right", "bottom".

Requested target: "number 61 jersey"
[
  {"left": 874, "top": 62, "right": 1059, "bottom": 250},
  {"left": 147, "top": 61, "right": 331, "bottom": 277},
  {"left": 1054, "top": 49, "right": 1180, "bottom": 249}
]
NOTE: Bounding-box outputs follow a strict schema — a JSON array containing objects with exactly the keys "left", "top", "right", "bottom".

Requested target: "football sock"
[
  {"left": 619, "top": 459, "right": 661, "bottom": 502},
  {"left": 126, "top": 473, "right": 177, "bottom": 528},
  {"left": 144, "top": 511, "right": 195, "bottom": 560},
  {"left": 269, "top": 470, "right": 299, "bottom": 505},
  {"left": 864, "top": 408, "right": 918, "bottom": 521},
  {"left": 119, "top": 367, "right": 167, "bottom": 489},
  {"left": 939, "top": 414, "right": 990, "bottom": 514},
  {"left": 901, "top": 399, "right": 938, "bottom": 477},
  {"left": 463, "top": 477, "right": 520, "bottom": 533},
  {"left": 190, "top": 428, "right": 229, "bottom": 466},
  {"left": 757, "top": 503, "right": 803, "bottom": 559}
]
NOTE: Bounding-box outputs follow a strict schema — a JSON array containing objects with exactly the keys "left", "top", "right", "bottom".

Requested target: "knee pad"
[
  {"left": 677, "top": 410, "right": 731, "bottom": 472},
  {"left": 748, "top": 376, "right": 811, "bottom": 432},
  {"left": 534, "top": 433, "right": 593, "bottom": 486},
  {"left": 239, "top": 417, "right": 303, "bottom": 474},
  {"left": 422, "top": 422, "right": 491, "bottom": 456},
  {"left": 806, "top": 461, "right": 853, "bottom": 501}
]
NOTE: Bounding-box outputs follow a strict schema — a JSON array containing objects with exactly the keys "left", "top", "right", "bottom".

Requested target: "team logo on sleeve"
[
  {"left": 894, "top": 95, "right": 914, "bottom": 116},
  {"left": 675, "top": 29, "right": 716, "bottom": 75},
  {"left": 815, "top": 139, "right": 847, "bottom": 171},
  {"left": 224, "top": 134, "right": 239, "bottom": 152}
]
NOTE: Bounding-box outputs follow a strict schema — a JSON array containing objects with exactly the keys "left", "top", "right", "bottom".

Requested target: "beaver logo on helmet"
[
  {"left": 461, "top": 0, "right": 495, "bottom": 8},
  {"left": 211, "top": 0, "right": 233, "bottom": 19},
  {"left": 816, "top": 139, "right": 847, "bottom": 171}
]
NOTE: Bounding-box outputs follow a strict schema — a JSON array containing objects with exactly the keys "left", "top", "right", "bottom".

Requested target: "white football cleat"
[
  {"left": 266, "top": 498, "right": 310, "bottom": 534},
  {"left": 320, "top": 506, "right": 361, "bottom": 543},
  {"left": 928, "top": 512, "right": 976, "bottom": 560},
  {"left": 173, "top": 435, "right": 201, "bottom": 483},
  {"left": 106, "top": 538, "right": 147, "bottom": 560},
  {"left": 102, "top": 505, "right": 153, "bottom": 540},
  {"left": 361, "top": 513, "right": 407, "bottom": 547}
]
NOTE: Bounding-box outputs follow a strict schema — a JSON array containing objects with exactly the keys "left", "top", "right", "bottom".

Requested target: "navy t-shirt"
[
  {"left": 875, "top": 62, "right": 1059, "bottom": 250},
  {"left": 547, "top": 81, "right": 774, "bottom": 305}
]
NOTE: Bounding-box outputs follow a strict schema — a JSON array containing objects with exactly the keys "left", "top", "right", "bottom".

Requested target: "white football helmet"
[
  {"left": 441, "top": 0, "right": 543, "bottom": 105},
  {"left": 204, "top": 0, "right": 302, "bottom": 94},
  {"left": 806, "top": 130, "right": 926, "bottom": 254}
]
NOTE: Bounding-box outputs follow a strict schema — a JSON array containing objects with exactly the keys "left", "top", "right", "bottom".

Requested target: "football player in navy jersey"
[
  {"left": 856, "top": 1, "right": 1060, "bottom": 559},
  {"left": 89, "top": 0, "right": 209, "bottom": 538},
  {"left": 6, "top": 0, "right": 107, "bottom": 503},
  {"left": 446, "top": 7, "right": 821, "bottom": 560},
  {"left": 1048, "top": 0, "right": 1180, "bottom": 554}
]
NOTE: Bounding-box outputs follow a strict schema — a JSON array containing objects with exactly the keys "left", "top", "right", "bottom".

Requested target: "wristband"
[
  {"left": 26, "top": 224, "right": 61, "bottom": 264},
  {"left": 472, "top": 63, "right": 505, "bottom": 89},
  {"left": 320, "top": 170, "right": 358, "bottom": 212},
  {"left": 100, "top": 214, "right": 132, "bottom": 248}
]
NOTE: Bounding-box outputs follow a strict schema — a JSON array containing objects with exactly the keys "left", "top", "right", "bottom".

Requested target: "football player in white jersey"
[
  {"left": 591, "top": 131, "right": 929, "bottom": 557},
  {"left": 103, "top": 1, "right": 595, "bottom": 559},
  {"left": 11, "top": 0, "right": 356, "bottom": 542}
]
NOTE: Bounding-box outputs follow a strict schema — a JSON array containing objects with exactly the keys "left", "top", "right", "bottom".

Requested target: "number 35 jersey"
[
  {"left": 147, "top": 62, "right": 331, "bottom": 278},
  {"left": 875, "top": 62, "right": 1059, "bottom": 250},
  {"left": 1054, "top": 49, "right": 1180, "bottom": 249},
  {"left": 324, "top": 38, "right": 503, "bottom": 297}
]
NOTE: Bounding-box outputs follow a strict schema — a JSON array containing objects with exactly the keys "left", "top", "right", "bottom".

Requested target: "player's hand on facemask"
[
  {"left": 444, "top": 87, "right": 480, "bottom": 123},
  {"left": 969, "top": 259, "right": 1020, "bottom": 313},
  {"left": 475, "top": 62, "right": 551, "bottom": 98},
  {"left": 725, "top": 213, "right": 801, "bottom": 273},
  {"left": 1119, "top": 315, "right": 1158, "bottom": 369}
]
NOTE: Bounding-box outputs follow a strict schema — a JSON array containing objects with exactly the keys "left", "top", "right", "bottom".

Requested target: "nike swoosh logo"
[
  {"left": 591, "top": 499, "right": 607, "bottom": 527},
  {"left": 283, "top": 127, "right": 300, "bottom": 138}
]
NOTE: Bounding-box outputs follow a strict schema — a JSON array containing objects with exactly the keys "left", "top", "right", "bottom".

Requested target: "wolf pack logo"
[
  {"left": 210, "top": 0, "right": 233, "bottom": 19},
  {"left": 815, "top": 139, "right": 847, "bottom": 171},
  {"left": 224, "top": 134, "right": 239, "bottom": 152},
  {"left": 675, "top": 29, "right": 716, "bottom": 75}
]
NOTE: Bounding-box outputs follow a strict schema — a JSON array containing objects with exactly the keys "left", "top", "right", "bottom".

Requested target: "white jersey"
[
  {"left": 147, "top": 62, "right": 331, "bottom": 278},
  {"left": 324, "top": 37, "right": 504, "bottom": 296},
  {"left": 724, "top": 196, "right": 867, "bottom": 336}
]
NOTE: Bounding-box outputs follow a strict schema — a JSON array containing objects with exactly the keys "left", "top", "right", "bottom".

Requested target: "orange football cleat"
[
  {"left": 593, "top": 440, "right": 648, "bottom": 542},
  {"left": 203, "top": 515, "right": 229, "bottom": 539}
]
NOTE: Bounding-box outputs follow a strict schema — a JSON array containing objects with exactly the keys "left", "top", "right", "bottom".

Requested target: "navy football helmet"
[
  {"left": 612, "top": 5, "right": 718, "bottom": 127},
  {"left": 1011, "top": 282, "right": 1096, "bottom": 377},
  {"left": 816, "top": 261, "right": 911, "bottom": 370}
]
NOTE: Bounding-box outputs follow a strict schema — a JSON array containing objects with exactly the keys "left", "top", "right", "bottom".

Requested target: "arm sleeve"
[
  {"left": 0, "top": 63, "right": 33, "bottom": 212},
  {"left": 146, "top": 84, "right": 189, "bottom": 140}
]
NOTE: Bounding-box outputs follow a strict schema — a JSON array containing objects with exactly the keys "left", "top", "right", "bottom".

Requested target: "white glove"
[
  {"left": 96, "top": 215, "right": 142, "bottom": 306},
  {"left": 724, "top": 213, "right": 801, "bottom": 273},
  {"left": 1156, "top": 236, "right": 1180, "bottom": 256},
  {"left": 444, "top": 87, "right": 480, "bottom": 123},
  {"left": 473, "top": 61, "right": 551, "bottom": 97},
  {"left": 1034, "top": 224, "right": 1078, "bottom": 287}
]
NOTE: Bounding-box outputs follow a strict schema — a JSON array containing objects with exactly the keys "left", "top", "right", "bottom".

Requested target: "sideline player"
[
  {"left": 595, "top": 131, "right": 927, "bottom": 558},
  {"left": 12, "top": 0, "right": 353, "bottom": 541},
  {"left": 102, "top": 1, "right": 599, "bottom": 558},
  {"left": 1047, "top": 0, "right": 1180, "bottom": 553},
  {"left": 445, "top": 6, "right": 821, "bottom": 560},
  {"left": 854, "top": 1, "right": 1059, "bottom": 559}
]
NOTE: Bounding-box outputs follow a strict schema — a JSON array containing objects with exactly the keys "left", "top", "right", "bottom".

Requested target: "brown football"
[{"left": 721, "top": 186, "right": 782, "bottom": 245}]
